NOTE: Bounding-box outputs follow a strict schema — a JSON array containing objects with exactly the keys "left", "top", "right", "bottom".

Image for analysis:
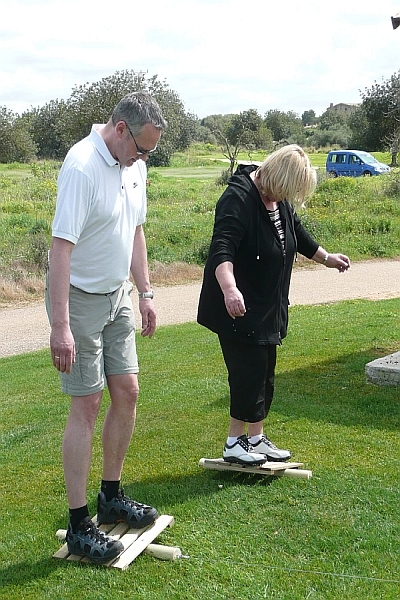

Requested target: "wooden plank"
[
  {"left": 102, "top": 524, "right": 152, "bottom": 567},
  {"left": 53, "top": 543, "right": 70, "bottom": 560},
  {"left": 98, "top": 521, "right": 131, "bottom": 539},
  {"left": 110, "top": 515, "right": 175, "bottom": 570},
  {"left": 55, "top": 529, "right": 182, "bottom": 561},
  {"left": 199, "top": 458, "right": 312, "bottom": 479},
  {"left": 53, "top": 514, "right": 175, "bottom": 567}
]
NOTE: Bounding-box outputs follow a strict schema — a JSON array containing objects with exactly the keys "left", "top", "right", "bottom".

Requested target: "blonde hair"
[{"left": 257, "top": 144, "right": 317, "bottom": 207}]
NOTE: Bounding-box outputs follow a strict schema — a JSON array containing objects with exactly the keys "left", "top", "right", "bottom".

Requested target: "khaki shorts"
[{"left": 46, "top": 279, "right": 138, "bottom": 396}]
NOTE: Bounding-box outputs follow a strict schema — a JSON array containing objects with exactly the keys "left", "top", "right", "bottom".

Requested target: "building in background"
[{"left": 327, "top": 102, "right": 359, "bottom": 114}]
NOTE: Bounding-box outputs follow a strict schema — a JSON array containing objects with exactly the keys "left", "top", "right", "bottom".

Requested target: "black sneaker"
[
  {"left": 97, "top": 488, "right": 159, "bottom": 528},
  {"left": 66, "top": 516, "right": 124, "bottom": 564}
]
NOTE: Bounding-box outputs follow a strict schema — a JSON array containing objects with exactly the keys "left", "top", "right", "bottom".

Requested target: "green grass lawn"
[{"left": 0, "top": 298, "right": 399, "bottom": 599}]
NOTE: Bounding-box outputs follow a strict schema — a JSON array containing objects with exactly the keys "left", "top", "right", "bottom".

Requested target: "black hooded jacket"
[{"left": 197, "top": 164, "right": 319, "bottom": 345}]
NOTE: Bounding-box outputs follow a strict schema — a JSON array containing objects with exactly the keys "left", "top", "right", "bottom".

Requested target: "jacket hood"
[
  {"left": 228, "top": 163, "right": 298, "bottom": 262},
  {"left": 227, "top": 164, "right": 258, "bottom": 195}
]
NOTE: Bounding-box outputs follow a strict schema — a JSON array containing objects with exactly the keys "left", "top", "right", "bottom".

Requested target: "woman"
[{"left": 197, "top": 145, "right": 350, "bottom": 466}]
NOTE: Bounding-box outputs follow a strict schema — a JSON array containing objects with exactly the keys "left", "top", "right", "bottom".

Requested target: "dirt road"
[{"left": 0, "top": 259, "right": 398, "bottom": 358}]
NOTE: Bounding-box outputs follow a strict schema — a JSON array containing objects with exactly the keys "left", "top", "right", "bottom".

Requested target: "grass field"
[
  {"left": 0, "top": 149, "right": 399, "bottom": 304},
  {"left": 0, "top": 298, "right": 399, "bottom": 599}
]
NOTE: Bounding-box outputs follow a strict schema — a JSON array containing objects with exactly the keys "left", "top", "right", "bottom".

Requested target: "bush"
[
  {"left": 307, "top": 125, "right": 352, "bottom": 150},
  {"left": 215, "top": 169, "right": 230, "bottom": 186},
  {"left": 0, "top": 107, "right": 37, "bottom": 163},
  {"left": 381, "top": 168, "right": 400, "bottom": 197},
  {"left": 27, "top": 220, "right": 50, "bottom": 272}
]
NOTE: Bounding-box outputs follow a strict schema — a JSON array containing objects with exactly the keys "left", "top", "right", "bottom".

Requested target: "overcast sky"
[{"left": 1, "top": 0, "right": 400, "bottom": 119}]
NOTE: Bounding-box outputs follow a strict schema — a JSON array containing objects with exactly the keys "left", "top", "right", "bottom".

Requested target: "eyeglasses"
[{"left": 125, "top": 122, "right": 157, "bottom": 155}]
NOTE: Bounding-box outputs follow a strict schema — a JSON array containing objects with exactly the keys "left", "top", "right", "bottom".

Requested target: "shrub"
[
  {"left": 27, "top": 221, "right": 50, "bottom": 272},
  {"left": 215, "top": 169, "right": 230, "bottom": 186},
  {"left": 381, "top": 168, "right": 400, "bottom": 197}
]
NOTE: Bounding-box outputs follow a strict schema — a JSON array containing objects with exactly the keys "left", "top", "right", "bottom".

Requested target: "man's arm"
[
  {"left": 48, "top": 236, "right": 76, "bottom": 372},
  {"left": 130, "top": 225, "right": 156, "bottom": 337}
]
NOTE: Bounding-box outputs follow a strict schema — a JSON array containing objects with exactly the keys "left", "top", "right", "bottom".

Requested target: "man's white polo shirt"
[{"left": 53, "top": 125, "right": 147, "bottom": 293}]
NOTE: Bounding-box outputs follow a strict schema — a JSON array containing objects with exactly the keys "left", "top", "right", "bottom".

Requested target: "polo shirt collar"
[{"left": 90, "top": 124, "right": 119, "bottom": 166}]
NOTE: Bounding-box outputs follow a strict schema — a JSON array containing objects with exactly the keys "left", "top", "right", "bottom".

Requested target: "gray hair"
[
  {"left": 112, "top": 92, "right": 167, "bottom": 135},
  {"left": 257, "top": 144, "right": 317, "bottom": 207}
]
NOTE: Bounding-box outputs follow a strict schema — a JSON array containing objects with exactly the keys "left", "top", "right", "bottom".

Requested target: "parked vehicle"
[{"left": 326, "top": 150, "right": 391, "bottom": 177}]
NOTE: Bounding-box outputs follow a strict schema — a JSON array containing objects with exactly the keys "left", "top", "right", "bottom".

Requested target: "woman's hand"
[
  {"left": 312, "top": 247, "right": 350, "bottom": 273},
  {"left": 215, "top": 261, "right": 246, "bottom": 318},
  {"left": 325, "top": 253, "right": 351, "bottom": 272},
  {"left": 223, "top": 287, "right": 246, "bottom": 319}
]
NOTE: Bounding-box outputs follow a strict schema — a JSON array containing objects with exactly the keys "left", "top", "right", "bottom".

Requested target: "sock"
[
  {"left": 249, "top": 434, "right": 263, "bottom": 445},
  {"left": 227, "top": 436, "right": 239, "bottom": 446},
  {"left": 69, "top": 505, "right": 90, "bottom": 533},
  {"left": 101, "top": 480, "right": 120, "bottom": 502}
]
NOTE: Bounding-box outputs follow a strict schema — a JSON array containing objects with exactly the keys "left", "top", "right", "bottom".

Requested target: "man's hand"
[
  {"left": 50, "top": 324, "right": 76, "bottom": 373},
  {"left": 139, "top": 298, "right": 156, "bottom": 337}
]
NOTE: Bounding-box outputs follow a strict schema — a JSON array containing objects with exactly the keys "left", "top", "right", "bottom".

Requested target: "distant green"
[{"left": 0, "top": 150, "right": 399, "bottom": 296}]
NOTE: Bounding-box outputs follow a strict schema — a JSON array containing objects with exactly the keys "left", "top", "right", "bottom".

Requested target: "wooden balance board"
[
  {"left": 53, "top": 514, "right": 179, "bottom": 569},
  {"left": 199, "top": 458, "right": 312, "bottom": 480}
]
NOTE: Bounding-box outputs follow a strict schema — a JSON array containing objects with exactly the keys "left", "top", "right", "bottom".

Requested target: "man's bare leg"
[
  {"left": 62, "top": 392, "right": 102, "bottom": 509},
  {"left": 102, "top": 373, "right": 139, "bottom": 481}
]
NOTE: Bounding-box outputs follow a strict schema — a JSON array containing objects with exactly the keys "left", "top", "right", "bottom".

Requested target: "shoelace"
[
  {"left": 81, "top": 520, "right": 111, "bottom": 544},
  {"left": 117, "top": 489, "right": 149, "bottom": 510},
  {"left": 237, "top": 436, "right": 255, "bottom": 453},
  {"left": 263, "top": 436, "right": 278, "bottom": 449}
]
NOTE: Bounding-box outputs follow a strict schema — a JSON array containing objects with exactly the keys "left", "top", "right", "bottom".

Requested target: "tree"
[
  {"left": 200, "top": 114, "right": 235, "bottom": 136},
  {"left": 350, "top": 71, "right": 400, "bottom": 163},
  {"left": 347, "top": 107, "right": 371, "bottom": 149},
  {"left": 264, "top": 109, "right": 305, "bottom": 145},
  {"left": 383, "top": 127, "right": 400, "bottom": 166},
  {"left": 301, "top": 109, "right": 317, "bottom": 126},
  {"left": 23, "top": 70, "right": 195, "bottom": 165},
  {"left": 192, "top": 121, "right": 218, "bottom": 145},
  {"left": 208, "top": 110, "right": 273, "bottom": 175},
  {"left": 55, "top": 70, "right": 195, "bottom": 166},
  {"left": 307, "top": 123, "right": 352, "bottom": 149},
  {"left": 318, "top": 108, "right": 349, "bottom": 131},
  {"left": 23, "top": 99, "right": 69, "bottom": 159},
  {"left": 0, "top": 107, "right": 37, "bottom": 163}
]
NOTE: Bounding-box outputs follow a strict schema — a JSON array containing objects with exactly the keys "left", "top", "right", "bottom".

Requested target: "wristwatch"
[{"left": 138, "top": 290, "right": 154, "bottom": 299}]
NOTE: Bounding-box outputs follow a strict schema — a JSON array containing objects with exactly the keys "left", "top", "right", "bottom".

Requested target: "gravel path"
[{"left": 0, "top": 259, "right": 399, "bottom": 358}]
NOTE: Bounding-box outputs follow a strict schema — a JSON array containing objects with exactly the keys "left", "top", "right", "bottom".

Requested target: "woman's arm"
[
  {"left": 215, "top": 261, "right": 246, "bottom": 319},
  {"left": 311, "top": 246, "right": 351, "bottom": 272}
]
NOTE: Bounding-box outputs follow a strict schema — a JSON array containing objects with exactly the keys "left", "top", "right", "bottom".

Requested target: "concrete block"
[{"left": 365, "top": 351, "right": 400, "bottom": 387}]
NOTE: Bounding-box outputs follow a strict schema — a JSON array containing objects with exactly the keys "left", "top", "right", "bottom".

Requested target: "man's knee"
[{"left": 108, "top": 374, "right": 139, "bottom": 405}]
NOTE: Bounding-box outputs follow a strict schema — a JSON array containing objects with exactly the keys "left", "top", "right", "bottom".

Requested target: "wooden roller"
[{"left": 55, "top": 529, "right": 183, "bottom": 561}]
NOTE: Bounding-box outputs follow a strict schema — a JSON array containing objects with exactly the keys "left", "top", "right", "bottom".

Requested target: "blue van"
[{"left": 326, "top": 150, "right": 391, "bottom": 177}]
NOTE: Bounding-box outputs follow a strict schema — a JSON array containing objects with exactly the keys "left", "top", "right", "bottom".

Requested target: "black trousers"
[{"left": 218, "top": 336, "right": 277, "bottom": 423}]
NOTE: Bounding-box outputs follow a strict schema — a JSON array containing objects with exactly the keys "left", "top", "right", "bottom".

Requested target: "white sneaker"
[
  {"left": 223, "top": 435, "right": 267, "bottom": 465},
  {"left": 251, "top": 435, "right": 291, "bottom": 462}
]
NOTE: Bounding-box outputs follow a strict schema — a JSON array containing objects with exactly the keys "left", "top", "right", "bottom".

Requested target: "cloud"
[{"left": 0, "top": 0, "right": 399, "bottom": 118}]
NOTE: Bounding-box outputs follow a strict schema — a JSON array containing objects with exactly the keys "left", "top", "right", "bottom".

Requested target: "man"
[{"left": 46, "top": 92, "right": 167, "bottom": 564}]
